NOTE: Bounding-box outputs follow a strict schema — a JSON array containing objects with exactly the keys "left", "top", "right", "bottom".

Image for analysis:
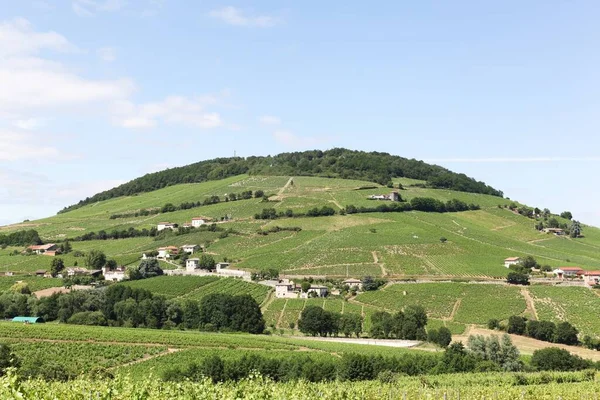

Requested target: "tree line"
[
  {"left": 59, "top": 149, "right": 503, "bottom": 213},
  {"left": 254, "top": 198, "right": 481, "bottom": 220},
  {"left": 109, "top": 190, "right": 265, "bottom": 220},
  {"left": 0, "top": 229, "right": 42, "bottom": 247},
  {"left": 501, "top": 316, "right": 580, "bottom": 346},
  {"left": 0, "top": 286, "right": 264, "bottom": 333}
]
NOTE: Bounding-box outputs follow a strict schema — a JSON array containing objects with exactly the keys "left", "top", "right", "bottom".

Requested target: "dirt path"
[
  {"left": 446, "top": 298, "right": 462, "bottom": 321},
  {"left": 521, "top": 287, "right": 539, "bottom": 320},
  {"left": 371, "top": 251, "right": 388, "bottom": 276},
  {"left": 276, "top": 299, "right": 288, "bottom": 328},
  {"left": 292, "top": 336, "right": 421, "bottom": 349},
  {"left": 111, "top": 348, "right": 179, "bottom": 370},
  {"left": 261, "top": 290, "right": 276, "bottom": 312},
  {"left": 272, "top": 177, "right": 294, "bottom": 201},
  {"left": 328, "top": 193, "right": 344, "bottom": 210}
]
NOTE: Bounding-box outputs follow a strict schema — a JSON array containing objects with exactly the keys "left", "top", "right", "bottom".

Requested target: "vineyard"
[
  {"left": 118, "top": 275, "right": 219, "bottom": 298},
  {"left": 0, "top": 371, "right": 598, "bottom": 399}
]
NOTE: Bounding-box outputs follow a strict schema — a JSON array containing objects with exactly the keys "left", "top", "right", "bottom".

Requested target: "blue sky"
[{"left": 1, "top": 1, "right": 599, "bottom": 227}]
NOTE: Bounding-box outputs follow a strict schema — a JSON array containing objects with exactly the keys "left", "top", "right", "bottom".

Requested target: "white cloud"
[
  {"left": 72, "top": 0, "right": 126, "bottom": 17},
  {"left": 258, "top": 115, "right": 281, "bottom": 125},
  {"left": 0, "top": 131, "right": 60, "bottom": 161},
  {"left": 273, "top": 130, "right": 327, "bottom": 148},
  {"left": 0, "top": 19, "right": 134, "bottom": 116},
  {"left": 0, "top": 18, "right": 76, "bottom": 58},
  {"left": 13, "top": 118, "right": 42, "bottom": 130},
  {"left": 97, "top": 46, "right": 116, "bottom": 62},
  {"left": 425, "top": 157, "right": 600, "bottom": 163},
  {"left": 209, "top": 6, "right": 279, "bottom": 28},
  {"left": 114, "top": 96, "right": 223, "bottom": 130}
]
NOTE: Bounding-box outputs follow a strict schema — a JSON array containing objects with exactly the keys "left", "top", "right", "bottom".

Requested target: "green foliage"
[
  {"left": 50, "top": 258, "right": 65, "bottom": 277},
  {"left": 0, "top": 229, "right": 42, "bottom": 247},
  {"left": 198, "top": 254, "right": 216, "bottom": 271},
  {"left": 530, "top": 348, "right": 592, "bottom": 371},
  {"left": 84, "top": 249, "right": 106, "bottom": 270},
  {"left": 129, "top": 258, "right": 164, "bottom": 280},
  {"left": 507, "top": 316, "right": 526, "bottom": 335},
  {"left": 506, "top": 272, "right": 529, "bottom": 285},
  {"left": 60, "top": 149, "right": 503, "bottom": 213}
]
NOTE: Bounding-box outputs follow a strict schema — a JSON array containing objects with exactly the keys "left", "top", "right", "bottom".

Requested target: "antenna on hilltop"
[{"left": 234, "top": 150, "right": 237, "bottom": 157}]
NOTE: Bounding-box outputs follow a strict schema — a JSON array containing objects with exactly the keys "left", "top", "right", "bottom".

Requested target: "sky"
[{"left": 1, "top": 1, "right": 599, "bottom": 227}]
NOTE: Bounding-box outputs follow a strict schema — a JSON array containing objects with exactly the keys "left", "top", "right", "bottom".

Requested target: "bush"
[
  {"left": 507, "top": 316, "right": 526, "bottom": 335},
  {"left": 531, "top": 348, "right": 592, "bottom": 371},
  {"left": 507, "top": 272, "right": 529, "bottom": 285},
  {"left": 487, "top": 319, "right": 500, "bottom": 330}
]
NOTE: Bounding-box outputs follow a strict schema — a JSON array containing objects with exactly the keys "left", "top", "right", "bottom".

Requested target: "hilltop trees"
[
  {"left": 570, "top": 220, "right": 582, "bottom": 238},
  {"left": 560, "top": 211, "right": 573, "bottom": 220},
  {"left": 0, "top": 229, "right": 42, "bottom": 247},
  {"left": 59, "top": 149, "right": 504, "bottom": 214}
]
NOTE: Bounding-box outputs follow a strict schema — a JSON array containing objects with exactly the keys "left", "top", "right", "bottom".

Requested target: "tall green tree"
[
  {"left": 50, "top": 258, "right": 65, "bottom": 277},
  {"left": 84, "top": 250, "right": 106, "bottom": 270}
]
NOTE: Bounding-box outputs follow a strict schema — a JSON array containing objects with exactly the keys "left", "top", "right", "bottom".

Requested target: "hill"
[{"left": 58, "top": 149, "right": 503, "bottom": 213}]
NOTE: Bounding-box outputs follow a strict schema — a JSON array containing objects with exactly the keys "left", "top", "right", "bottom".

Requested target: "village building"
[
  {"left": 275, "top": 280, "right": 296, "bottom": 298},
  {"left": 186, "top": 258, "right": 200, "bottom": 271},
  {"left": 191, "top": 218, "right": 206, "bottom": 228},
  {"left": 102, "top": 267, "right": 126, "bottom": 282},
  {"left": 157, "top": 222, "right": 177, "bottom": 231},
  {"left": 27, "top": 244, "right": 59, "bottom": 255},
  {"left": 182, "top": 244, "right": 199, "bottom": 254},
  {"left": 300, "top": 285, "right": 329, "bottom": 298},
  {"left": 553, "top": 266, "right": 584, "bottom": 279},
  {"left": 35, "top": 270, "right": 46, "bottom": 277},
  {"left": 157, "top": 246, "right": 179, "bottom": 259},
  {"left": 182, "top": 223, "right": 193, "bottom": 228},
  {"left": 504, "top": 257, "right": 521, "bottom": 268},
  {"left": 66, "top": 267, "right": 89, "bottom": 277},
  {"left": 582, "top": 271, "right": 600, "bottom": 286},
  {"left": 343, "top": 278, "right": 363, "bottom": 291},
  {"left": 543, "top": 228, "right": 565, "bottom": 236},
  {"left": 368, "top": 191, "right": 400, "bottom": 202}
]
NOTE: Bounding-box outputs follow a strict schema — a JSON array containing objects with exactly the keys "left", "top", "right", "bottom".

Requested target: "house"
[
  {"left": 275, "top": 281, "right": 295, "bottom": 298},
  {"left": 504, "top": 257, "right": 521, "bottom": 268},
  {"left": 182, "top": 223, "right": 193, "bottom": 228},
  {"left": 543, "top": 228, "right": 565, "bottom": 236},
  {"left": 343, "top": 278, "right": 363, "bottom": 291},
  {"left": 12, "top": 316, "right": 44, "bottom": 324},
  {"left": 67, "top": 267, "right": 89, "bottom": 276},
  {"left": 301, "top": 285, "right": 328, "bottom": 298},
  {"left": 553, "top": 267, "right": 584, "bottom": 279},
  {"left": 27, "top": 244, "right": 59, "bottom": 255},
  {"left": 216, "top": 262, "right": 230, "bottom": 271},
  {"left": 186, "top": 258, "right": 200, "bottom": 271},
  {"left": 102, "top": 267, "right": 126, "bottom": 282},
  {"left": 157, "top": 222, "right": 177, "bottom": 231},
  {"left": 157, "top": 246, "right": 179, "bottom": 259},
  {"left": 191, "top": 218, "right": 206, "bottom": 228},
  {"left": 182, "top": 244, "right": 199, "bottom": 254},
  {"left": 35, "top": 270, "right": 47, "bottom": 277},
  {"left": 582, "top": 271, "right": 600, "bottom": 286},
  {"left": 368, "top": 192, "right": 400, "bottom": 202}
]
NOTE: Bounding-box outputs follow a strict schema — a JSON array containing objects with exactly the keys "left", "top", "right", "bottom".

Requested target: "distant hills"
[{"left": 59, "top": 149, "right": 503, "bottom": 214}]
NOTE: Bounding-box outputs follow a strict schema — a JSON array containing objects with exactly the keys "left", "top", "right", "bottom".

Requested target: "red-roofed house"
[
  {"left": 504, "top": 257, "right": 521, "bottom": 268},
  {"left": 583, "top": 271, "right": 600, "bottom": 286},
  {"left": 553, "top": 267, "right": 584, "bottom": 279},
  {"left": 27, "top": 244, "right": 59, "bottom": 255}
]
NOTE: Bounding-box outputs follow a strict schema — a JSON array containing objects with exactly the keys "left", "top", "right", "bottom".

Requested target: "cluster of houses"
[
  {"left": 153, "top": 244, "right": 201, "bottom": 260},
  {"left": 274, "top": 278, "right": 362, "bottom": 299},
  {"left": 368, "top": 191, "right": 401, "bottom": 202},
  {"left": 157, "top": 217, "right": 207, "bottom": 232},
  {"left": 32, "top": 266, "right": 126, "bottom": 282},
  {"left": 504, "top": 257, "right": 600, "bottom": 286},
  {"left": 26, "top": 244, "right": 60, "bottom": 256}
]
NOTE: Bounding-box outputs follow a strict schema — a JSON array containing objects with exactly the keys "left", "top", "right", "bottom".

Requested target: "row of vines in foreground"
[{"left": 1, "top": 373, "right": 599, "bottom": 400}]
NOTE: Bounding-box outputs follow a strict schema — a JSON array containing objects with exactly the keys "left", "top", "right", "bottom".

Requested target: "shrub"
[{"left": 531, "top": 348, "right": 592, "bottom": 371}]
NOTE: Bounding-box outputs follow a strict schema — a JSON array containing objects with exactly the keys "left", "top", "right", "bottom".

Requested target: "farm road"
[{"left": 290, "top": 336, "right": 420, "bottom": 348}]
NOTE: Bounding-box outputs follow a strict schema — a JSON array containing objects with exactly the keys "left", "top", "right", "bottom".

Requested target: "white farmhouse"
[
  {"left": 157, "top": 222, "right": 177, "bottom": 231},
  {"left": 191, "top": 218, "right": 206, "bottom": 228},
  {"left": 343, "top": 278, "right": 363, "bottom": 291},
  {"left": 157, "top": 246, "right": 178, "bottom": 259},
  {"left": 182, "top": 244, "right": 199, "bottom": 254},
  {"left": 186, "top": 258, "right": 200, "bottom": 271},
  {"left": 301, "top": 285, "right": 328, "bottom": 298},
  {"left": 102, "top": 267, "right": 125, "bottom": 282},
  {"left": 504, "top": 257, "right": 521, "bottom": 268}
]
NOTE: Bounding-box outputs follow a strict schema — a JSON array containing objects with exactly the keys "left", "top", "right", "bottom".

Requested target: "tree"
[
  {"left": 298, "top": 306, "right": 337, "bottom": 337},
  {"left": 570, "top": 220, "right": 582, "bottom": 238},
  {"left": 130, "top": 259, "right": 163, "bottom": 280},
  {"left": 487, "top": 319, "right": 500, "bottom": 330},
  {"left": 9, "top": 282, "right": 30, "bottom": 295},
  {"left": 554, "top": 321, "right": 578, "bottom": 345},
  {"left": 507, "top": 316, "right": 526, "bottom": 335},
  {"left": 531, "top": 347, "right": 591, "bottom": 371},
  {"left": 301, "top": 281, "right": 311, "bottom": 293},
  {"left": 59, "top": 240, "right": 72, "bottom": 254},
  {"left": 0, "top": 344, "right": 20, "bottom": 375},
  {"left": 50, "top": 258, "right": 65, "bottom": 277},
  {"left": 84, "top": 250, "right": 106, "bottom": 270},
  {"left": 105, "top": 259, "right": 118, "bottom": 270},
  {"left": 198, "top": 254, "right": 216, "bottom": 271},
  {"left": 254, "top": 190, "right": 264, "bottom": 198},
  {"left": 439, "top": 237, "right": 447, "bottom": 243},
  {"left": 560, "top": 211, "right": 573, "bottom": 220},
  {"left": 519, "top": 256, "right": 539, "bottom": 270},
  {"left": 548, "top": 217, "right": 560, "bottom": 228},
  {"left": 507, "top": 272, "right": 529, "bottom": 285},
  {"left": 436, "top": 327, "right": 452, "bottom": 348}
]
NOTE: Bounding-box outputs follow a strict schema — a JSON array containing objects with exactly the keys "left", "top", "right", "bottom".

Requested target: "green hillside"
[{"left": 1, "top": 174, "right": 599, "bottom": 278}]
